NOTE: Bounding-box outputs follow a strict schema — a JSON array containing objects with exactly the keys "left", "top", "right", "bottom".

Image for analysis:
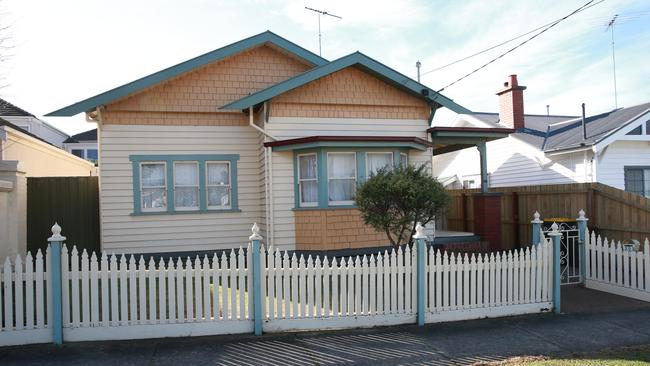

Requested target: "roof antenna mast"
[
  {"left": 305, "top": 7, "right": 342, "bottom": 56},
  {"left": 606, "top": 14, "right": 619, "bottom": 109}
]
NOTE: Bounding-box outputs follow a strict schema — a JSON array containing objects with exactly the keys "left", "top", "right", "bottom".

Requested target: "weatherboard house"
[{"left": 49, "top": 31, "right": 511, "bottom": 254}]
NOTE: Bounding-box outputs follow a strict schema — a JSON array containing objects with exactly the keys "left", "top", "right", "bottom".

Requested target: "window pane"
[
  {"left": 329, "top": 179, "right": 355, "bottom": 202},
  {"left": 174, "top": 162, "right": 198, "bottom": 186},
  {"left": 300, "top": 181, "right": 318, "bottom": 203},
  {"left": 142, "top": 163, "right": 165, "bottom": 187},
  {"left": 328, "top": 153, "right": 355, "bottom": 178},
  {"left": 299, "top": 154, "right": 317, "bottom": 179},
  {"left": 72, "top": 149, "right": 84, "bottom": 158},
  {"left": 401, "top": 153, "right": 408, "bottom": 167},
  {"left": 625, "top": 169, "right": 644, "bottom": 196},
  {"left": 175, "top": 187, "right": 199, "bottom": 208},
  {"left": 142, "top": 188, "right": 166, "bottom": 209},
  {"left": 367, "top": 153, "right": 392, "bottom": 175},
  {"left": 86, "top": 149, "right": 98, "bottom": 160},
  {"left": 207, "top": 162, "right": 230, "bottom": 185},
  {"left": 626, "top": 126, "right": 642, "bottom": 135},
  {"left": 208, "top": 186, "right": 230, "bottom": 207}
]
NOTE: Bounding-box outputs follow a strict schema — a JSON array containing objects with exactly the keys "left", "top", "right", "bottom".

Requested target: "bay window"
[
  {"left": 366, "top": 152, "right": 393, "bottom": 176},
  {"left": 298, "top": 153, "right": 318, "bottom": 206},
  {"left": 327, "top": 152, "right": 356, "bottom": 205}
]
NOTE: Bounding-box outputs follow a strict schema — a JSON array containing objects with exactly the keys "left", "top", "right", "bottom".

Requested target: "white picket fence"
[
  {"left": 0, "top": 238, "right": 554, "bottom": 346},
  {"left": 585, "top": 230, "right": 650, "bottom": 302}
]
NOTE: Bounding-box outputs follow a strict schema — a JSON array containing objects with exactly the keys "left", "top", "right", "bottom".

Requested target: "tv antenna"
[
  {"left": 305, "top": 7, "right": 342, "bottom": 56},
  {"left": 606, "top": 14, "right": 618, "bottom": 109}
]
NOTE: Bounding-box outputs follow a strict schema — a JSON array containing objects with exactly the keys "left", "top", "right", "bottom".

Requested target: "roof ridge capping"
[
  {"left": 46, "top": 31, "right": 328, "bottom": 117},
  {"left": 220, "top": 51, "right": 471, "bottom": 114}
]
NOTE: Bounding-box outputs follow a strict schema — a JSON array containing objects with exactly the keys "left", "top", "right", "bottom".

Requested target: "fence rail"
[
  {"left": 585, "top": 230, "right": 650, "bottom": 302},
  {"left": 0, "top": 223, "right": 556, "bottom": 346}
]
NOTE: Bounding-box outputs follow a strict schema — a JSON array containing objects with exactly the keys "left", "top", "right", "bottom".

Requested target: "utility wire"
[
  {"left": 436, "top": 0, "right": 598, "bottom": 93},
  {"left": 420, "top": 0, "right": 604, "bottom": 78}
]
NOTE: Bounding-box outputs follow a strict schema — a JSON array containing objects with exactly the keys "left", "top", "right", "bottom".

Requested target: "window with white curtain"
[
  {"left": 298, "top": 153, "right": 318, "bottom": 206},
  {"left": 173, "top": 162, "right": 199, "bottom": 210},
  {"left": 400, "top": 152, "right": 408, "bottom": 167},
  {"left": 366, "top": 152, "right": 393, "bottom": 176},
  {"left": 141, "top": 162, "right": 167, "bottom": 211},
  {"left": 328, "top": 152, "right": 356, "bottom": 205},
  {"left": 206, "top": 161, "right": 231, "bottom": 209}
]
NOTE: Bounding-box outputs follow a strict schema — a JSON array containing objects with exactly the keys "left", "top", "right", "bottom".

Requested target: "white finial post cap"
[
  {"left": 577, "top": 209, "right": 588, "bottom": 221},
  {"left": 531, "top": 211, "right": 543, "bottom": 224},
  {"left": 249, "top": 222, "right": 263, "bottom": 241},
  {"left": 47, "top": 222, "right": 67, "bottom": 242},
  {"left": 412, "top": 222, "right": 427, "bottom": 239},
  {"left": 548, "top": 222, "right": 561, "bottom": 236}
]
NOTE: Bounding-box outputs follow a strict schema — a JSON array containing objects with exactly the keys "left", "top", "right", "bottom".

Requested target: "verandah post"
[
  {"left": 531, "top": 211, "right": 543, "bottom": 246},
  {"left": 548, "top": 222, "right": 562, "bottom": 314},
  {"left": 576, "top": 209, "right": 589, "bottom": 285},
  {"left": 47, "top": 222, "right": 65, "bottom": 346},
  {"left": 414, "top": 223, "right": 426, "bottom": 326},
  {"left": 249, "top": 223, "right": 263, "bottom": 336}
]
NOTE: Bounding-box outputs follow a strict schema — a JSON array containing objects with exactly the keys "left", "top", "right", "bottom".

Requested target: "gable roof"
[
  {"left": 0, "top": 117, "right": 55, "bottom": 146},
  {"left": 0, "top": 98, "right": 35, "bottom": 117},
  {"left": 63, "top": 128, "right": 97, "bottom": 143},
  {"left": 220, "top": 52, "right": 471, "bottom": 114},
  {"left": 46, "top": 31, "right": 328, "bottom": 117},
  {"left": 466, "top": 103, "right": 650, "bottom": 152}
]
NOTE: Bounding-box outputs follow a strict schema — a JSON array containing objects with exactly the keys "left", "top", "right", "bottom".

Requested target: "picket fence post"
[
  {"left": 250, "top": 223, "right": 263, "bottom": 336},
  {"left": 47, "top": 222, "right": 65, "bottom": 346},
  {"left": 548, "top": 222, "right": 562, "bottom": 314},
  {"left": 576, "top": 209, "right": 589, "bottom": 285},
  {"left": 414, "top": 223, "right": 426, "bottom": 326},
  {"left": 531, "top": 211, "right": 543, "bottom": 246}
]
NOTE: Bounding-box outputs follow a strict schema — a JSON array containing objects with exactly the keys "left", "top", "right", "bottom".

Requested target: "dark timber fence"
[
  {"left": 446, "top": 183, "right": 650, "bottom": 250},
  {"left": 27, "top": 176, "right": 99, "bottom": 254}
]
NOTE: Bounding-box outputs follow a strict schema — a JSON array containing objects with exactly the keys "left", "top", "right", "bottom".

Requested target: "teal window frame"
[
  {"left": 130, "top": 154, "right": 240, "bottom": 215},
  {"left": 293, "top": 148, "right": 409, "bottom": 210}
]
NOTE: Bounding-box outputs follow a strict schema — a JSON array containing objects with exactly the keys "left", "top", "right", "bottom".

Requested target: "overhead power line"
[
  {"left": 436, "top": 0, "right": 598, "bottom": 93},
  {"left": 419, "top": 0, "right": 604, "bottom": 78}
]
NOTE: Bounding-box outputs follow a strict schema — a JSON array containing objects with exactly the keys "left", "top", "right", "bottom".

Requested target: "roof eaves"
[
  {"left": 221, "top": 51, "right": 471, "bottom": 114},
  {"left": 46, "top": 31, "right": 328, "bottom": 117}
]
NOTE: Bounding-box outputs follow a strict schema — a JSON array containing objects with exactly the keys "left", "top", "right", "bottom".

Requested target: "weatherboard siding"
[
  {"left": 99, "top": 124, "right": 264, "bottom": 253},
  {"left": 597, "top": 140, "right": 650, "bottom": 190}
]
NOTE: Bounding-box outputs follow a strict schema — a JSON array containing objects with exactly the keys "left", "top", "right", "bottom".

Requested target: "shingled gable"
[
  {"left": 220, "top": 52, "right": 471, "bottom": 115},
  {"left": 46, "top": 31, "right": 328, "bottom": 117}
]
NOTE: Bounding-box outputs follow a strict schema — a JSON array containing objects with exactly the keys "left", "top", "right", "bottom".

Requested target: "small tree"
[{"left": 355, "top": 164, "right": 450, "bottom": 247}]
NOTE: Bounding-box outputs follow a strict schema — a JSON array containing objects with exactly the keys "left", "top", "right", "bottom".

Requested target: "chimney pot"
[{"left": 496, "top": 74, "right": 527, "bottom": 130}]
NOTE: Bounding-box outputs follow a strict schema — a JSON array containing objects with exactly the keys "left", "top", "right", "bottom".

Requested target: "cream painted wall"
[
  {"left": 1, "top": 126, "right": 95, "bottom": 177},
  {"left": 0, "top": 161, "right": 26, "bottom": 260}
]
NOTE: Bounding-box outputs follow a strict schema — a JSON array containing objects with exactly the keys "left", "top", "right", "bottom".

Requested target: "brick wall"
[
  {"left": 295, "top": 208, "right": 389, "bottom": 250},
  {"left": 271, "top": 67, "right": 430, "bottom": 120},
  {"left": 102, "top": 45, "right": 312, "bottom": 125}
]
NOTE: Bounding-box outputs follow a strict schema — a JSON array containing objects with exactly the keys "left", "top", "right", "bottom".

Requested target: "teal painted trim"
[
  {"left": 46, "top": 31, "right": 327, "bottom": 116},
  {"left": 532, "top": 223, "right": 541, "bottom": 246},
  {"left": 129, "top": 154, "right": 240, "bottom": 215},
  {"left": 132, "top": 161, "right": 142, "bottom": 215},
  {"left": 50, "top": 241, "right": 63, "bottom": 345},
  {"left": 251, "top": 239, "right": 263, "bottom": 336},
  {"left": 551, "top": 233, "right": 562, "bottom": 314},
  {"left": 356, "top": 152, "right": 366, "bottom": 183},
  {"left": 221, "top": 52, "right": 470, "bottom": 114},
  {"left": 272, "top": 141, "right": 429, "bottom": 152},
  {"left": 577, "top": 218, "right": 588, "bottom": 283},
  {"left": 416, "top": 239, "right": 425, "bottom": 327},
  {"left": 317, "top": 150, "right": 328, "bottom": 207}
]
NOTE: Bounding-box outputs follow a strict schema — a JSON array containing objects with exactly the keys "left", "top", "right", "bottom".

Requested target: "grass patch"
[{"left": 485, "top": 345, "right": 650, "bottom": 365}]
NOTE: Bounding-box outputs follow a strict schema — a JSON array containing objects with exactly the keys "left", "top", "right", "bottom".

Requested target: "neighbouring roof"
[
  {"left": 221, "top": 52, "right": 471, "bottom": 114},
  {"left": 63, "top": 128, "right": 97, "bottom": 143},
  {"left": 0, "top": 117, "right": 54, "bottom": 146},
  {"left": 46, "top": 31, "right": 328, "bottom": 117},
  {"left": 263, "top": 135, "right": 433, "bottom": 151},
  {"left": 468, "top": 104, "right": 650, "bottom": 152},
  {"left": 0, "top": 98, "right": 35, "bottom": 117},
  {"left": 428, "top": 126, "right": 514, "bottom": 155}
]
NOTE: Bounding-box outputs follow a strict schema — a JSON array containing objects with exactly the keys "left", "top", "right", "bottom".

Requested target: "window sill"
[
  {"left": 131, "top": 209, "right": 242, "bottom": 216},
  {"left": 292, "top": 205, "right": 357, "bottom": 211}
]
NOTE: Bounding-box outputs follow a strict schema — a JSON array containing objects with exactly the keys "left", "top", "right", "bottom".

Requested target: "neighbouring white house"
[
  {"left": 0, "top": 98, "right": 70, "bottom": 147},
  {"left": 63, "top": 128, "right": 98, "bottom": 164},
  {"left": 46, "top": 31, "right": 514, "bottom": 255},
  {"left": 432, "top": 74, "right": 650, "bottom": 197}
]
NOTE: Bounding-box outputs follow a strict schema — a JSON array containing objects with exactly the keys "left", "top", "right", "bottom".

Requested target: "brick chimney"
[{"left": 496, "top": 74, "right": 526, "bottom": 129}]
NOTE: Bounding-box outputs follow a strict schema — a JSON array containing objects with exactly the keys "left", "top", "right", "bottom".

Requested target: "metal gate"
[{"left": 543, "top": 221, "right": 581, "bottom": 285}]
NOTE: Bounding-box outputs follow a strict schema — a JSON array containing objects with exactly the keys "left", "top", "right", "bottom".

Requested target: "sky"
[{"left": 1, "top": 0, "right": 648, "bottom": 135}]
